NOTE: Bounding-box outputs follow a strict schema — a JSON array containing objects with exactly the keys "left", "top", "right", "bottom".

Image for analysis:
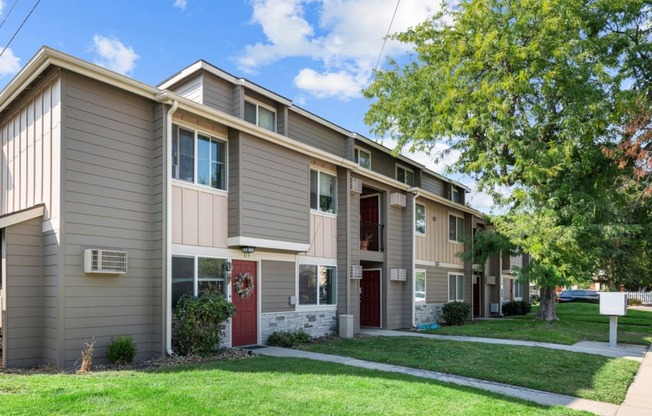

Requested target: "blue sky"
[{"left": 0, "top": 0, "right": 494, "bottom": 212}]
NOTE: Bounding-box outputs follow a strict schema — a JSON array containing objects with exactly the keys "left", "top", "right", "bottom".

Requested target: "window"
[
  {"left": 172, "top": 126, "right": 226, "bottom": 190},
  {"left": 449, "top": 214, "right": 464, "bottom": 243},
  {"left": 354, "top": 147, "right": 371, "bottom": 169},
  {"left": 415, "top": 204, "right": 426, "bottom": 235},
  {"left": 514, "top": 281, "right": 524, "bottom": 299},
  {"left": 310, "top": 170, "right": 336, "bottom": 213},
  {"left": 415, "top": 270, "right": 426, "bottom": 303},
  {"left": 451, "top": 187, "right": 460, "bottom": 203},
  {"left": 244, "top": 100, "right": 276, "bottom": 132},
  {"left": 449, "top": 273, "right": 465, "bottom": 301},
  {"left": 171, "top": 256, "right": 228, "bottom": 308},
  {"left": 298, "top": 264, "right": 336, "bottom": 306},
  {"left": 397, "top": 165, "right": 414, "bottom": 186}
]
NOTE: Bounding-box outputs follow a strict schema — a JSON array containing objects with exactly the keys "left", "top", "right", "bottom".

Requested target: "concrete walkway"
[{"left": 618, "top": 346, "right": 652, "bottom": 416}]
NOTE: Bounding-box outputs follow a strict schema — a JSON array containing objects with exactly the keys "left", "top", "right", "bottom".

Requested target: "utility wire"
[
  {"left": 352, "top": 0, "right": 401, "bottom": 134},
  {"left": 0, "top": 0, "right": 42, "bottom": 60},
  {"left": 0, "top": 0, "right": 21, "bottom": 33}
]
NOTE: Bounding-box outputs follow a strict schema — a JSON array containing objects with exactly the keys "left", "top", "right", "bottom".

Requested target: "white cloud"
[
  {"left": 236, "top": 0, "right": 439, "bottom": 99},
  {"left": 173, "top": 0, "right": 187, "bottom": 10},
  {"left": 91, "top": 35, "right": 139, "bottom": 75},
  {"left": 0, "top": 48, "right": 21, "bottom": 77}
]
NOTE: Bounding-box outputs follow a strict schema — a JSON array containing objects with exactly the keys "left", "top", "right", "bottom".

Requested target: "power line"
[
  {"left": 0, "top": 0, "right": 21, "bottom": 33},
  {"left": 0, "top": 0, "right": 42, "bottom": 61}
]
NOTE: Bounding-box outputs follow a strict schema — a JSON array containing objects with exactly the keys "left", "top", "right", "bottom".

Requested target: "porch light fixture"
[{"left": 241, "top": 246, "right": 256, "bottom": 257}]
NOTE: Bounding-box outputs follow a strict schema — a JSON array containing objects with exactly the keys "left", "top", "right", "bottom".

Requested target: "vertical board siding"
[
  {"left": 62, "top": 72, "right": 155, "bottom": 367},
  {"left": 0, "top": 76, "right": 60, "bottom": 220},
  {"left": 421, "top": 174, "right": 446, "bottom": 197},
  {"left": 236, "top": 133, "right": 309, "bottom": 243},
  {"left": 203, "top": 74, "right": 234, "bottom": 114},
  {"left": 287, "top": 111, "right": 346, "bottom": 157},
  {"left": 171, "top": 184, "right": 228, "bottom": 248},
  {"left": 415, "top": 199, "right": 465, "bottom": 265},
  {"left": 261, "top": 260, "right": 295, "bottom": 313},
  {"left": 3, "top": 217, "right": 42, "bottom": 368},
  {"left": 301, "top": 213, "right": 337, "bottom": 258}
]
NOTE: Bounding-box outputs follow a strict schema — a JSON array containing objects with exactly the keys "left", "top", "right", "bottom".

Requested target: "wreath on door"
[{"left": 233, "top": 272, "right": 255, "bottom": 298}]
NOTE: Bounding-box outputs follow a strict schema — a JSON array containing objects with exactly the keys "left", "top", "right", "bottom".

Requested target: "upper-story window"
[
  {"left": 451, "top": 187, "right": 461, "bottom": 203},
  {"left": 310, "top": 170, "right": 336, "bottom": 214},
  {"left": 244, "top": 100, "right": 276, "bottom": 132},
  {"left": 172, "top": 126, "right": 226, "bottom": 190},
  {"left": 354, "top": 147, "right": 371, "bottom": 169},
  {"left": 396, "top": 165, "right": 414, "bottom": 186},
  {"left": 415, "top": 203, "right": 426, "bottom": 235},
  {"left": 449, "top": 214, "right": 464, "bottom": 243}
]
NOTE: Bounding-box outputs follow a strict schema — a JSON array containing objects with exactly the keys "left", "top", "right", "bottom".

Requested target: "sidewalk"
[{"left": 617, "top": 346, "right": 652, "bottom": 416}]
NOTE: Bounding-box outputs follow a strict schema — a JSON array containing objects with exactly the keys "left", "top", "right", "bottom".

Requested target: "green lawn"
[
  {"left": 0, "top": 357, "right": 588, "bottom": 416},
  {"left": 303, "top": 336, "right": 639, "bottom": 404},
  {"left": 431, "top": 303, "right": 652, "bottom": 346}
]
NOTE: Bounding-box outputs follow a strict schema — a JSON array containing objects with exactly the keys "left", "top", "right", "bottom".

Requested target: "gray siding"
[
  {"left": 261, "top": 260, "right": 295, "bottom": 313},
  {"left": 336, "top": 167, "right": 349, "bottom": 318},
  {"left": 421, "top": 173, "right": 446, "bottom": 197},
  {"left": 367, "top": 146, "right": 397, "bottom": 179},
  {"left": 61, "top": 72, "right": 157, "bottom": 367},
  {"left": 150, "top": 104, "right": 165, "bottom": 355},
  {"left": 41, "top": 230, "right": 59, "bottom": 364},
  {"left": 385, "top": 192, "right": 410, "bottom": 329},
  {"left": 231, "top": 133, "right": 310, "bottom": 244},
  {"left": 2, "top": 217, "right": 42, "bottom": 368},
  {"left": 227, "top": 129, "right": 240, "bottom": 237},
  {"left": 203, "top": 73, "right": 234, "bottom": 114},
  {"left": 288, "top": 111, "right": 346, "bottom": 157},
  {"left": 349, "top": 180, "right": 361, "bottom": 333},
  {"left": 169, "top": 74, "right": 202, "bottom": 103}
]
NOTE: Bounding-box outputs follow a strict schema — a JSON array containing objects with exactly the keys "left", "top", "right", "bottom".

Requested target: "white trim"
[
  {"left": 416, "top": 260, "right": 464, "bottom": 270},
  {"left": 354, "top": 146, "right": 372, "bottom": 169},
  {"left": 296, "top": 305, "right": 338, "bottom": 312},
  {"left": 244, "top": 99, "right": 276, "bottom": 132},
  {"left": 309, "top": 209, "right": 337, "bottom": 220},
  {"left": 296, "top": 263, "right": 338, "bottom": 307},
  {"left": 170, "top": 179, "right": 229, "bottom": 197},
  {"left": 42, "top": 217, "right": 59, "bottom": 233},
  {"left": 298, "top": 255, "right": 338, "bottom": 266},
  {"left": 415, "top": 203, "right": 426, "bottom": 236},
  {"left": 0, "top": 205, "right": 44, "bottom": 229},
  {"left": 411, "top": 187, "right": 483, "bottom": 217},
  {"left": 310, "top": 169, "right": 337, "bottom": 214},
  {"left": 448, "top": 213, "right": 465, "bottom": 244},
  {"left": 361, "top": 268, "right": 383, "bottom": 328},
  {"left": 171, "top": 243, "right": 298, "bottom": 262},
  {"left": 448, "top": 271, "right": 466, "bottom": 302},
  {"left": 415, "top": 269, "right": 426, "bottom": 303},
  {"left": 451, "top": 187, "right": 461, "bottom": 203},
  {"left": 227, "top": 236, "right": 311, "bottom": 252},
  {"left": 396, "top": 164, "right": 414, "bottom": 186},
  {"left": 172, "top": 125, "right": 228, "bottom": 192}
]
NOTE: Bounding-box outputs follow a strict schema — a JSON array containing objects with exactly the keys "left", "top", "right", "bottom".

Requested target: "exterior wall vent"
[
  {"left": 389, "top": 193, "right": 406, "bottom": 208},
  {"left": 350, "top": 177, "right": 363, "bottom": 193},
  {"left": 84, "top": 249, "right": 128, "bottom": 274},
  {"left": 350, "top": 265, "right": 363, "bottom": 279},
  {"left": 390, "top": 268, "right": 407, "bottom": 281},
  {"left": 486, "top": 275, "right": 496, "bottom": 285},
  {"left": 490, "top": 303, "right": 500, "bottom": 313}
]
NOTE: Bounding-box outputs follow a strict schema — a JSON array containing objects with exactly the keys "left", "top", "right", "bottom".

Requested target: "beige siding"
[
  {"left": 0, "top": 75, "right": 61, "bottom": 220},
  {"left": 2, "top": 217, "right": 42, "bottom": 368},
  {"left": 171, "top": 184, "right": 228, "bottom": 248},
  {"left": 415, "top": 199, "right": 465, "bottom": 265},
  {"left": 287, "top": 111, "right": 346, "bottom": 157},
  {"left": 261, "top": 260, "right": 295, "bottom": 313},
  {"left": 61, "top": 72, "right": 156, "bottom": 367},
  {"left": 172, "top": 111, "right": 228, "bottom": 138},
  {"left": 301, "top": 212, "right": 337, "bottom": 258}
]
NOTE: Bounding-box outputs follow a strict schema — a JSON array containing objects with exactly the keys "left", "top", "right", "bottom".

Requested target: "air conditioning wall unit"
[
  {"left": 389, "top": 193, "right": 407, "bottom": 208},
  {"left": 350, "top": 265, "right": 363, "bottom": 279},
  {"left": 490, "top": 303, "right": 500, "bottom": 313},
  {"left": 84, "top": 249, "right": 128, "bottom": 274},
  {"left": 486, "top": 275, "right": 496, "bottom": 285},
  {"left": 350, "top": 177, "right": 363, "bottom": 193},
  {"left": 390, "top": 268, "right": 407, "bottom": 281}
]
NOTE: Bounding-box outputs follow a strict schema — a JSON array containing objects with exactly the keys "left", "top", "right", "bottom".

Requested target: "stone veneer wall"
[
  {"left": 415, "top": 303, "right": 444, "bottom": 326},
  {"left": 261, "top": 310, "right": 337, "bottom": 343}
]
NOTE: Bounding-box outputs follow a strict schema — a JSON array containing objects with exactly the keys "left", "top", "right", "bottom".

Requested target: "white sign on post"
[{"left": 599, "top": 292, "right": 627, "bottom": 348}]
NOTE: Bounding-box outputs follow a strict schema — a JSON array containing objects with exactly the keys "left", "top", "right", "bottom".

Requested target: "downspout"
[
  {"left": 164, "top": 99, "right": 178, "bottom": 356},
  {"left": 409, "top": 188, "right": 420, "bottom": 328}
]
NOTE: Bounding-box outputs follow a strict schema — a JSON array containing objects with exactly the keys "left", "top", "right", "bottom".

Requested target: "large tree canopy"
[{"left": 364, "top": 0, "right": 652, "bottom": 319}]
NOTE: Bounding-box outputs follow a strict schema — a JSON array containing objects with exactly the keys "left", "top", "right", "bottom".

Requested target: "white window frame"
[
  {"left": 310, "top": 169, "right": 337, "bottom": 214},
  {"left": 396, "top": 164, "right": 414, "bottom": 186},
  {"left": 354, "top": 147, "right": 372, "bottom": 169},
  {"left": 449, "top": 213, "right": 464, "bottom": 243},
  {"left": 297, "top": 263, "right": 337, "bottom": 308},
  {"left": 171, "top": 255, "right": 230, "bottom": 307},
  {"left": 451, "top": 187, "right": 460, "bottom": 203},
  {"left": 448, "top": 272, "right": 465, "bottom": 302},
  {"left": 415, "top": 269, "right": 426, "bottom": 303},
  {"left": 244, "top": 99, "right": 277, "bottom": 132},
  {"left": 514, "top": 280, "right": 524, "bottom": 300},
  {"left": 172, "top": 124, "right": 228, "bottom": 192},
  {"left": 415, "top": 203, "right": 426, "bottom": 235}
]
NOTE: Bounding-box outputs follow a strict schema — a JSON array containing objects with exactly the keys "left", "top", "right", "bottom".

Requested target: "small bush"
[
  {"left": 106, "top": 335, "right": 137, "bottom": 365},
  {"left": 266, "top": 330, "right": 311, "bottom": 347},
  {"left": 530, "top": 294, "right": 540, "bottom": 305},
  {"left": 628, "top": 298, "right": 643, "bottom": 306},
  {"left": 79, "top": 337, "right": 95, "bottom": 373},
  {"left": 442, "top": 301, "right": 471, "bottom": 326},
  {"left": 174, "top": 291, "right": 236, "bottom": 355},
  {"left": 502, "top": 300, "right": 532, "bottom": 316}
]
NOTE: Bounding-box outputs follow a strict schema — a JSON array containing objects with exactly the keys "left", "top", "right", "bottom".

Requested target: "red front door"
[
  {"left": 360, "top": 270, "right": 381, "bottom": 327},
  {"left": 360, "top": 195, "right": 380, "bottom": 251},
  {"left": 231, "top": 260, "right": 257, "bottom": 346}
]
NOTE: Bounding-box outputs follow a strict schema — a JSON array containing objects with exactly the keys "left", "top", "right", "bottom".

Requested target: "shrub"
[
  {"left": 106, "top": 335, "right": 137, "bottom": 365},
  {"left": 442, "top": 301, "right": 471, "bottom": 326},
  {"left": 628, "top": 298, "right": 643, "bottom": 306},
  {"left": 502, "top": 300, "right": 532, "bottom": 316},
  {"left": 79, "top": 337, "right": 95, "bottom": 373},
  {"left": 530, "top": 294, "right": 540, "bottom": 305},
  {"left": 267, "top": 330, "right": 311, "bottom": 348},
  {"left": 174, "top": 291, "right": 236, "bottom": 355}
]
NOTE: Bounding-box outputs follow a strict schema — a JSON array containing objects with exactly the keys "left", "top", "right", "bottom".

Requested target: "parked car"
[{"left": 557, "top": 290, "right": 600, "bottom": 303}]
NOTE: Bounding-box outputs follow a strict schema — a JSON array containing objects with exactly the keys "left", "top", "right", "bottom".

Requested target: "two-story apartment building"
[{"left": 0, "top": 47, "right": 523, "bottom": 369}]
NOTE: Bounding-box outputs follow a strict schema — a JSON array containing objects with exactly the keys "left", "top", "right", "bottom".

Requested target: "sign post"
[{"left": 599, "top": 292, "right": 627, "bottom": 348}]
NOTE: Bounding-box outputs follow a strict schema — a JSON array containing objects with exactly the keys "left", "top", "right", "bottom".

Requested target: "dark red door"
[
  {"left": 360, "top": 270, "right": 381, "bottom": 327},
  {"left": 231, "top": 260, "right": 257, "bottom": 346},
  {"left": 360, "top": 195, "right": 379, "bottom": 251}
]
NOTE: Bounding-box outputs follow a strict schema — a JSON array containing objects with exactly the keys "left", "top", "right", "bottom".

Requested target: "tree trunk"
[{"left": 536, "top": 286, "right": 559, "bottom": 321}]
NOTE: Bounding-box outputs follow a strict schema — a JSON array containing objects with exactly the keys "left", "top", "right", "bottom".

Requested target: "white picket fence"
[{"left": 626, "top": 292, "right": 652, "bottom": 305}]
